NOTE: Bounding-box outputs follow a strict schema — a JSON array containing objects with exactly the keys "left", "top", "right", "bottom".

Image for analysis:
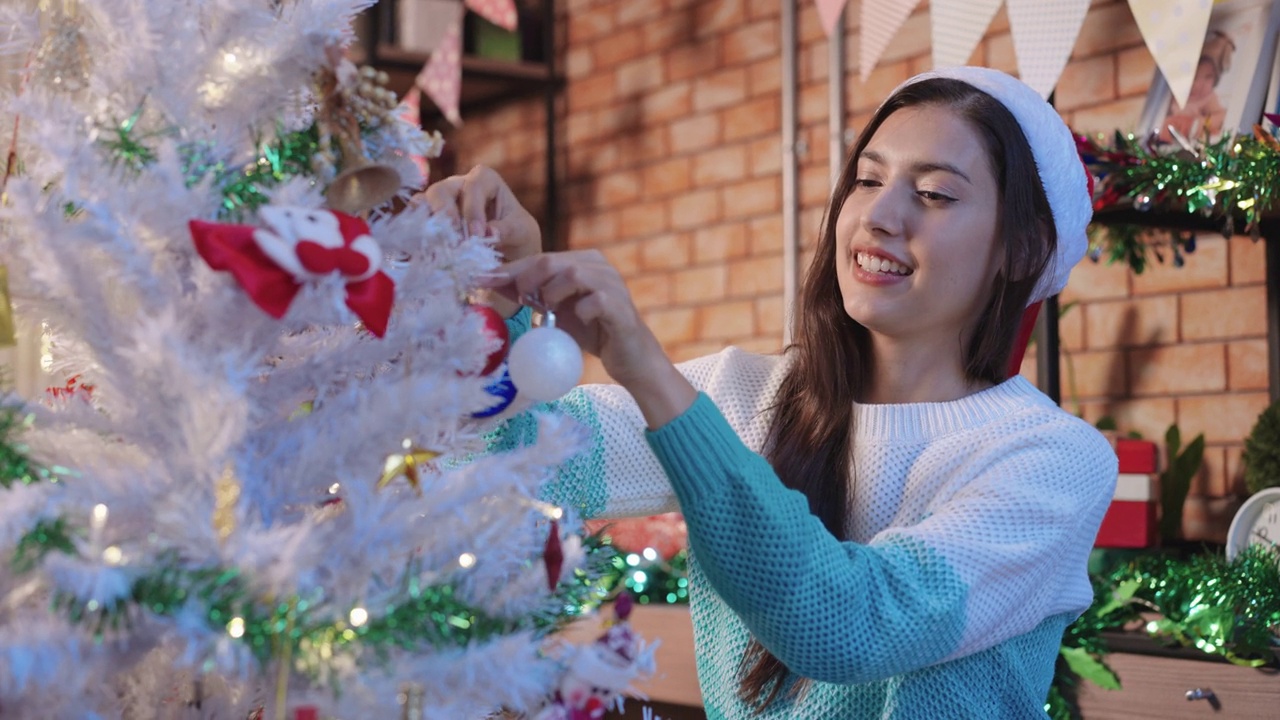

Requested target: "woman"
[{"left": 427, "top": 67, "right": 1117, "bottom": 718}]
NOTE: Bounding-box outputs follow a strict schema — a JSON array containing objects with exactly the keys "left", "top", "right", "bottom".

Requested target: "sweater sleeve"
[
  {"left": 486, "top": 312, "right": 781, "bottom": 520},
  {"left": 645, "top": 393, "right": 1117, "bottom": 684}
]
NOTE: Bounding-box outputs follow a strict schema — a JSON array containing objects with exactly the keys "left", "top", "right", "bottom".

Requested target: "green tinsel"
[
  {"left": 0, "top": 406, "right": 51, "bottom": 488},
  {"left": 184, "top": 126, "right": 323, "bottom": 219},
  {"left": 598, "top": 548, "right": 689, "bottom": 606}
]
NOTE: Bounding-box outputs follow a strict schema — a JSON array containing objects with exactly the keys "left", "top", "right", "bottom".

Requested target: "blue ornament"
[{"left": 472, "top": 365, "right": 517, "bottom": 419}]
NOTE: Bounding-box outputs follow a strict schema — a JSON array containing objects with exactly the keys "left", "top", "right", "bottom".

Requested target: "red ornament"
[
  {"left": 188, "top": 207, "right": 395, "bottom": 337},
  {"left": 471, "top": 304, "right": 509, "bottom": 376},
  {"left": 543, "top": 519, "right": 564, "bottom": 591}
]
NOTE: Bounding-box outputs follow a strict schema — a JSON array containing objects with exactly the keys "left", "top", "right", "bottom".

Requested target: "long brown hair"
[{"left": 736, "top": 78, "right": 1059, "bottom": 710}]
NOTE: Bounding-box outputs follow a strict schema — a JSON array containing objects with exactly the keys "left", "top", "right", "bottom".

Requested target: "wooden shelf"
[{"left": 370, "top": 43, "right": 561, "bottom": 118}]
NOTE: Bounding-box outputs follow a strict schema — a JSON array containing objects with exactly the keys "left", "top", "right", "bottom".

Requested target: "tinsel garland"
[
  {"left": 0, "top": 404, "right": 616, "bottom": 677},
  {"left": 1077, "top": 122, "right": 1280, "bottom": 273}
]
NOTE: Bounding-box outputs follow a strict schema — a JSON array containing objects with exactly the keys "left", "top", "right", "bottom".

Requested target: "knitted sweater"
[{"left": 493, "top": 311, "right": 1118, "bottom": 719}]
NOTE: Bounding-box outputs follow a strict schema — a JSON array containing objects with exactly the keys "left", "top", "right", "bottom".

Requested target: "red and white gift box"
[{"left": 1094, "top": 439, "right": 1160, "bottom": 548}]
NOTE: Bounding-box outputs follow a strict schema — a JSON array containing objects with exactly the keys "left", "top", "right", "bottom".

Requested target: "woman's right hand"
[{"left": 478, "top": 251, "right": 697, "bottom": 429}]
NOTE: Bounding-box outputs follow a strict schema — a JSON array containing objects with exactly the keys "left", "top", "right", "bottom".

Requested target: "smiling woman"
[{"left": 428, "top": 66, "right": 1117, "bottom": 719}]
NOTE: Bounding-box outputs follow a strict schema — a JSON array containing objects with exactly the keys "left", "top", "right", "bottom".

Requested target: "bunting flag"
[
  {"left": 1007, "top": 0, "right": 1090, "bottom": 98},
  {"left": 417, "top": 8, "right": 464, "bottom": 126},
  {"left": 398, "top": 0, "right": 460, "bottom": 54},
  {"left": 815, "top": 0, "right": 850, "bottom": 38},
  {"left": 1127, "top": 0, "right": 1214, "bottom": 108},
  {"left": 860, "top": 0, "right": 923, "bottom": 82},
  {"left": 465, "top": 0, "right": 518, "bottom": 31},
  {"left": 931, "top": 0, "right": 1004, "bottom": 69}
]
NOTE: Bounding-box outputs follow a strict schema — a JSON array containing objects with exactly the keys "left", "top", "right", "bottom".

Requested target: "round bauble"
[{"left": 508, "top": 325, "right": 582, "bottom": 403}]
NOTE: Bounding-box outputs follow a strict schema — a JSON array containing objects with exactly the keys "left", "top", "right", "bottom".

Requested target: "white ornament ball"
[{"left": 508, "top": 326, "right": 583, "bottom": 402}]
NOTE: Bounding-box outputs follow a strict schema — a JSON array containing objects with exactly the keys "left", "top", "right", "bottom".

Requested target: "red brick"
[
  {"left": 984, "top": 32, "right": 1017, "bottom": 76},
  {"left": 755, "top": 294, "right": 786, "bottom": 336},
  {"left": 728, "top": 255, "right": 784, "bottom": 296},
  {"left": 1181, "top": 286, "right": 1267, "bottom": 341},
  {"left": 565, "top": 110, "right": 598, "bottom": 146},
  {"left": 1128, "top": 343, "right": 1226, "bottom": 396},
  {"left": 1116, "top": 45, "right": 1156, "bottom": 98},
  {"left": 1055, "top": 55, "right": 1117, "bottom": 112},
  {"left": 1073, "top": 3, "right": 1144, "bottom": 59},
  {"left": 697, "top": 300, "right": 756, "bottom": 339},
  {"left": 748, "top": 55, "right": 782, "bottom": 97},
  {"left": 1225, "top": 445, "right": 1248, "bottom": 495},
  {"left": 693, "top": 223, "right": 750, "bottom": 264},
  {"left": 674, "top": 265, "right": 728, "bottom": 304},
  {"left": 1060, "top": 255, "right": 1130, "bottom": 302},
  {"left": 593, "top": 28, "right": 645, "bottom": 69},
  {"left": 1058, "top": 301, "right": 1086, "bottom": 352},
  {"left": 1068, "top": 96, "right": 1148, "bottom": 135},
  {"left": 594, "top": 170, "right": 642, "bottom": 207},
  {"left": 568, "top": 6, "right": 616, "bottom": 45},
  {"left": 846, "top": 60, "right": 911, "bottom": 115},
  {"left": 642, "top": 157, "right": 693, "bottom": 197},
  {"left": 746, "top": 0, "right": 779, "bottom": 21},
  {"left": 797, "top": 2, "right": 825, "bottom": 43},
  {"left": 616, "top": 127, "right": 669, "bottom": 167},
  {"left": 647, "top": 306, "right": 698, "bottom": 345},
  {"left": 1229, "top": 235, "right": 1267, "bottom": 285},
  {"left": 693, "top": 145, "right": 748, "bottom": 186},
  {"left": 748, "top": 215, "right": 784, "bottom": 254},
  {"left": 799, "top": 167, "right": 830, "bottom": 206},
  {"left": 618, "top": 200, "right": 669, "bottom": 240},
  {"left": 747, "top": 136, "right": 782, "bottom": 177},
  {"left": 723, "top": 176, "right": 781, "bottom": 220},
  {"left": 1178, "top": 392, "right": 1272, "bottom": 445},
  {"left": 736, "top": 336, "right": 782, "bottom": 354},
  {"left": 643, "top": 15, "right": 693, "bottom": 52},
  {"left": 694, "top": 0, "right": 746, "bottom": 37},
  {"left": 568, "top": 72, "right": 617, "bottom": 111},
  {"left": 693, "top": 67, "right": 748, "bottom": 112},
  {"left": 671, "top": 340, "right": 725, "bottom": 362},
  {"left": 616, "top": 55, "right": 665, "bottom": 96},
  {"left": 798, "top": 81, "right": 828, "bottom": 125},
  {"left": 629, "top": 273, "right": 672, "bottom": 310},
  {"left": 1195, "top": 446, "right": 1227, "bottom": 496},
  {"left": 800, "top": 42, "right": 829, "bottom": 86},
  {"left": 566, "top": 46, "right": 594, "bottom": 79},
  {"left": 878, "top": 10, "right": 931, "bottom": 66},
  {"left": 598, "top": 237, "right": 640, "bottom": 274},
  {"left": 642, "top": 81, "right": 693, "bottom": 123},
  {"left": 1083, "top": 295, "right": 1177, "bottom": 349},
  {"left": 669, "top": 114, "right": 722, "bottom": 154},
  {"left": 723, "top": 94, "right": 781, "bottom": 141},
  {"left": 670, "top": 188, "right": 721, "bottom": 229},
  {"left": 617, "top": 1, "right": 665, "bottom": 26},
  {"left": 1181, "top": 494, "right": 1241, "bottom": 542},
  {"left": 640, "top": 232, "right": 694, "bottom": 271},
  {"left": 722, "top": 20, "right": 780, "bottom": 65},
  {"left": 1227, "top": 339, "right": 1270, "bottom": 391},
  {"left": 1064, "top": 349, "right": 1128, "bottom": 399},
  {"left": 1078, "top": 397, "right": 1176, "bottom": 444},
  {"left": 666, "top": 44, "right": 719, "bottom": 83}
]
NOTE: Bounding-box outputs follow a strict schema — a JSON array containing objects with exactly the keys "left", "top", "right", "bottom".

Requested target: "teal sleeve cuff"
[
  {"left": 643, "top": 392, "right": 763, "bottom": 504},
  {"left": 505, "top": 305, "right": 534, "bottom": 344}
]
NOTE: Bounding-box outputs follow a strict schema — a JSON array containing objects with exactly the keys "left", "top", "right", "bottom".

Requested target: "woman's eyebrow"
[{"left": 859, "top": 150, "right": 973, "bottom": 185}]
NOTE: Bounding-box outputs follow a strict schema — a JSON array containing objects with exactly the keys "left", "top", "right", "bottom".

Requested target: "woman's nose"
[{"left": 860, "top": 182, "right": 907, "bottom": 237}]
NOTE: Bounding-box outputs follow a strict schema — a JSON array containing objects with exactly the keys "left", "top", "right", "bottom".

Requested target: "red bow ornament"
[{"left": 189, "top": 206, "right": 395, "bottom": 337}]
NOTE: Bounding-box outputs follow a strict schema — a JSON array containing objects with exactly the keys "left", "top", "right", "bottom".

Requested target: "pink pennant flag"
[
  {"left": 860, "top": 0, "right": 923, "bottom": 82},
  {"left": 398, "top": 87, "right": 431, "bottom": 185},
  {"left": 931, "top": 0, "right": 1004, "bottom": 69},
  {"left": 417, "top": 16, "right": 463, "bottom": 126},
  {"left": 1007, "top": 0, "right": 1090, "bottom": 98},
  {"left": 814, "top": 0, "right": 849, "bottom": 37},
  {"left": 465, "top": 0, "right": 518, "bottom": 31}
]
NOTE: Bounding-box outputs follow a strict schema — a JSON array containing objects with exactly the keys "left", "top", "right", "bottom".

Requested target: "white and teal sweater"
[{"left": 492, "top": 310, "right": 1118, "bottom": 719}]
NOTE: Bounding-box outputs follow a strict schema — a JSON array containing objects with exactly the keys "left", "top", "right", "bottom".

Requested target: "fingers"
[
  {"left": 459, "top": 166, "right": 502, "bottom": 235},
  {"left": 419, "top": 175, "right": 464, "bottom": 226}
]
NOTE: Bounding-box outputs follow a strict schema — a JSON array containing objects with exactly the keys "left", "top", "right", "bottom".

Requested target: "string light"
[
  {"left": 227, "top": 617, "right": 245, "bottom": 638},
  {"left": 348, "top": 607, "right": 368, "bottom": 627},
  {"left": 102, "top": 546, "right": 123, "bottom": 565},
  {"left": 458, "top": 553, "right": 476, "bottom": 569}
]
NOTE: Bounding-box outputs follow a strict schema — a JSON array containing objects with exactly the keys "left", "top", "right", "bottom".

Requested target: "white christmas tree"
[{"left": 0, "top": 1, "right": 638, "bottom": 717}]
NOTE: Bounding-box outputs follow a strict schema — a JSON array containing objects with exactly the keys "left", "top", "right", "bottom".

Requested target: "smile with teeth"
[{"left": 855, "top": 252, "right": 912, "bottom": 276}]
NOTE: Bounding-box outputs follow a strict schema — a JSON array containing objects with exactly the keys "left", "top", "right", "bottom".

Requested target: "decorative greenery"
[
  {"left": 1159, "top": 424, "right": 1206, "bottom": 543},
  {"left": 1243, "top": 400, "right": 1280, "bottom": 495},
  {"left": 1077, "top": 123, "right": 1280, "bottom": 274}
]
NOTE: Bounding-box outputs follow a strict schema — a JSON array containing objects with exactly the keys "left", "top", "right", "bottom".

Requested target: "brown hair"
[{"left": 736, "top": 77, "right": 1058, "bottom": 710}]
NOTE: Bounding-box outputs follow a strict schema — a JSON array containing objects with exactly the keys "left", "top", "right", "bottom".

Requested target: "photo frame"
[{"left": 1138, "top": 0, "right": 1280, "bottom": 145}]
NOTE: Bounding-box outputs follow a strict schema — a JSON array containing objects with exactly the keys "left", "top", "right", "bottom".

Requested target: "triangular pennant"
[
  {"left": 1007, "top": 0, "right": 1090, "bottom": 98},
  {"left": 417, "top": 14, "right": 464, "bottom": 126},
  {"left": 815, "top": 0, "right": 850, "bottom": 38},
  {"left": 931, "top": 0, "right": 1005, "bottom": 69},
  {"left": 398, "top": 87, "right": 430, "bottom": 185},
  {"left": 1127, "top": 0, "right": 1214, "bottom": 108},
  {"left": 398, "top": 0, "right": 461, "bottom": 54},
  {"left": 465, "top": 0, "right": 519, "bottom": 31},
  {"left": 860, "top": 0, "right": 924, "bottom": 82}
]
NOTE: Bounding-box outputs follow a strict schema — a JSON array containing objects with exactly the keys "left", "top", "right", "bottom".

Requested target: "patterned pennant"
[
  {"left": 1128, "top": 0, "right": 1214, "bottom": 108},
  {"left": 398, "top": 87, "right": 430, "bottom": 185},
  {"left": 814, "top": 0, "right": 850, "bottom": 37},
  {"left": 1007, "top": 0, "right": 1090, "bottom": 98},
  {"left": 861, "top": 0, "right": 923, "bottom": 82},
  {"left": 417, "top": 14, "right": 464, "bottom": 126},
  {"left": 931, "top": 0, "right": 1004, "bottom": 69},
  {"left": 465, "top": 0, "right": 518, "bottom": 31}
]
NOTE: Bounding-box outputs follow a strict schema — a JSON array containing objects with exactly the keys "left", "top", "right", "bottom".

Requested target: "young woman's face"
[{"left": 834, "top": 104, "right": 1002, "bottom": 346}]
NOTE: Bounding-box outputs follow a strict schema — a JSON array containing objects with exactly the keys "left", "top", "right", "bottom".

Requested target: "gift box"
[
  {"left": 1115, "top": 438, "right": 1158, "bottom": 474},
  {"left": 1095, "top": 473, "right": 1159, "bottom": 548}
]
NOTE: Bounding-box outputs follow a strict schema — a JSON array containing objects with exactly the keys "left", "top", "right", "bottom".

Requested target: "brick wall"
[{"left": 438, "top": 0, "right": 1273, "bottom": 541}]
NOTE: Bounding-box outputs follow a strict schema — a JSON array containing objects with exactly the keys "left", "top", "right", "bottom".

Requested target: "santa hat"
[{"left": 891, "top": 66, "right": 1093, "bottom": 307}]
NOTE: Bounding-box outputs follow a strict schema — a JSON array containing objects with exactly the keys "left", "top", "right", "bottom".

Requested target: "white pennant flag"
[
  {"left": 1127, "top": 0, "right": 1214, "bottom": 108},
  {"left": 1007, "top": 0, "right": 1090, "bottom": 98},
  {"left": 931, "top": 0, "right": 1005, "bottom": 69},
  {"left": 860, "top": 0, "right": 924, "bottom": 82},
  {"left": 815, "top": 0, "right": 850, "bottom": 37}
]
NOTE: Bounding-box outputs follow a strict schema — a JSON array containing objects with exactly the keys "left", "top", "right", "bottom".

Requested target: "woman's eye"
[
  {"left": 852, "top": 178, "right": 881, "bottom": 189},
  {"left": 917, "top": 190, "right": 955, "bottom": 203}
]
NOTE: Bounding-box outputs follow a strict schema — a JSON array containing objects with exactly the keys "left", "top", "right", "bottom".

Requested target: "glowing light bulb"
[
  {"left": 458, "top": 552, "right": 476, "bottom": 569},
  {"left": 642, "top": 547, "right": 658, "bottom": 561},
  {"left": 227, "top": 616, "right": 245, "bottom": 638},
  {"left": 102, "top": 546, "right": 123, "bottom": 565},
  {"left": 349, "top": 607, "right": 368, "bottom": 627}
]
